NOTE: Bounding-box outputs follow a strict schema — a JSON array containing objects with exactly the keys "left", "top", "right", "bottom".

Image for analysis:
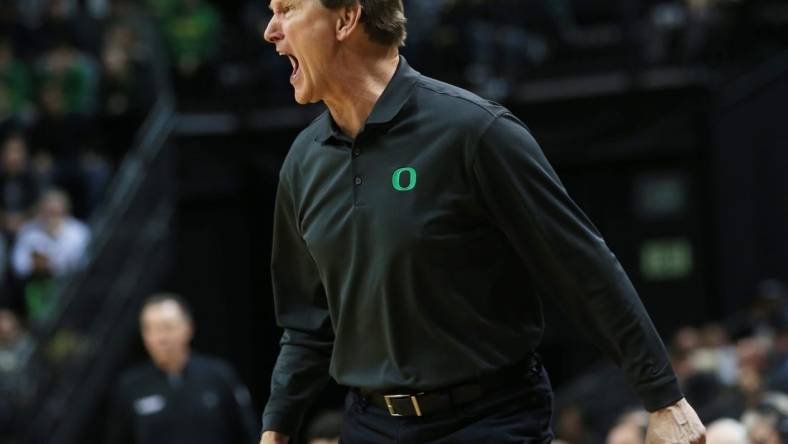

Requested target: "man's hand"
[
  {"left": 260, "top": 431, "right": 290, "bottom": 444},
  {"left": 646, "top": 398, "right": 706, "bottom": 444}
]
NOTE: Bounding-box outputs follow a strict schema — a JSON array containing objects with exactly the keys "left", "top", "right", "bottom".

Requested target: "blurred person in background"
[
  {"left": 0, "top": 132, "right": 42, "bottom": 238},
  {"left": 0, "top": 38, "right": 34, "bottom": 127},
  {"left": 157, "top": 0, "right": 221, "bottom": 95},
  {"left": 744, "top": 410, "right": 783, "bottom": 444},
  {"left": 704, "top": 418, "right": 747, "bottom": 444},
  {"left": 34, "top": 38, "right": 99, "bottom": 116},
  {"left": 106, "top": 293, "right": 258, "bottom": 444},
  {"left": 32, "top": 43, "right": 111, "bottom": 217},
  {"left": 606, "top": 423, "right": 644, "bottom": 444},
  {"left": 99, "top": 22, "right": 155, "bottom": 164},
  {"left": 32, "top": 0, "right": 103, "bottom": 57},
  {"left": 0, "top": 308, "right": 31, "bottom": 437},
  {"left": 606, "top": 410, "right": 647, "bottom": 444},
  {"left": 10, "top": 188, "right": 89, "bottom": 322},
  {"left": 260, "top": 1, "right": 705, "bottom": 443}
]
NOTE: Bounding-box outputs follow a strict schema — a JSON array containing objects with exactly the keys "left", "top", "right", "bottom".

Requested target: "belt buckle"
[{"left": 383, "top": 393, "right": 423, "bottom": 417}]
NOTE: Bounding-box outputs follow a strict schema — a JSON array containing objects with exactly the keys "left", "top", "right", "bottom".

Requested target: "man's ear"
[{"left": 335, "top": 3, "right": 362, "bottom": 42}]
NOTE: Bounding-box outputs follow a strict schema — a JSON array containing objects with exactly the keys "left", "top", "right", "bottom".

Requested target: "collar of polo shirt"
[{"left": 315, "top": 55, "right": 420, "bottom": 144}]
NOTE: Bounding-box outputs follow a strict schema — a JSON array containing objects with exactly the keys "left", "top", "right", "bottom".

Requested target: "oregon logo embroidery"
[{"left": 392, "top": 167, "right": 417, "bottom": 191}]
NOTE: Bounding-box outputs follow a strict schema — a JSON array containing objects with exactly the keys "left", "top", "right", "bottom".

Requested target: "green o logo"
[{"left": 392, "top": 167, "right": 417, "bottom": 191}]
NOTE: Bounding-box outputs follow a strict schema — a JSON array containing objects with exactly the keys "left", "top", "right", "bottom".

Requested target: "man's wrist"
[
  {"left": 262, "top": 411, "right": 300, "bottom": 437},
  {"left": 637, "top": 377, "right": 684, "bottom": 412}
]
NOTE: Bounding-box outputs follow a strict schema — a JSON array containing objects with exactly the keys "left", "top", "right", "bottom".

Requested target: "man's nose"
[{"left": 264, "top": 15, "right": 283, "bottom": 44}]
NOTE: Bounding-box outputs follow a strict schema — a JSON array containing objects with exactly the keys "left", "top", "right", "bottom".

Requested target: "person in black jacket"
[
  {"left": 260, "top": 1, "right": 707, "bottom": 444},
  {"left": 106, "top": 293, "right": 258, "bottom": 444}
]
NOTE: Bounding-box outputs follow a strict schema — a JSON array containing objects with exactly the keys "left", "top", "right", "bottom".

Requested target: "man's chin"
[{"left": 293, "top": 86, "right": 319, "bottom": 105}]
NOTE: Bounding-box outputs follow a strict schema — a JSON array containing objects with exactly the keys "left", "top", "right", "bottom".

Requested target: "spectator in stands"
[
  {"left": 34, "top": 39, "right": 99, "bottom": 116},
  {"left": 11, "top": 188, "right": 89, "bottom": 279},
  {"left": 99, "top": 23, "right": 155, "bottom": 164},
  {"left": 0, "top": 38, "right": 34, "bottom": 126},
  {"left": 0, "top": 308, "right": 29, "bottom": 374},
  {"left": 146, "top": 0, "right": 181, "bottom": 20},
  {"left": 32, "top": 46, "right": 111, "bottom": 217},
  {"left": 305, "top": 410, "right": 342, "bottom": 444},
  {"left": 743, "top": 404, "right": 785, "bottom": 444},
  {"left": 10, "top": 189, "right": 89, "bottom": 322},
  {"left": 705, "top": 418, "right": 747, "bottom": 444},
  {"left": 32, "top": 0, "right": 102, "bottom": 56},
  {"left": 159, "top": 0, "right": 221, "bottom": 95},
  {"left": 606, "top": 423, "right": 643, "bottom": 444},
  {"left": 106, "top": 293, "right": 258, "bottom": 444},
  {"left": 0, "top": 132, "right": 42, "bottom": 237},
  {"left": 0, "top": 308, "right": 31, "bottom": 434},
  {"left": 164, "top": 0, "right": 221, "bottom": 72},
  {"left": 605, "top": 410, "right": 647, "bottom": 444}
]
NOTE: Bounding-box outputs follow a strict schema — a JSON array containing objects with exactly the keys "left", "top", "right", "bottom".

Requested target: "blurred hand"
[
  {"left": 260, "top": 431, "right": 290, "bottom": 444},
  {"left": 646, "top": 398, "right": 705, "bottom": 444},
  {"left": 32, "top": 251, "right": 51, "bottom": 273}
]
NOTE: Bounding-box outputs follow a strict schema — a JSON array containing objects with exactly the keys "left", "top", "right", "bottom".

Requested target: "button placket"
[{"left": 350, "top": 141, "right": 363, "bottom": 206}]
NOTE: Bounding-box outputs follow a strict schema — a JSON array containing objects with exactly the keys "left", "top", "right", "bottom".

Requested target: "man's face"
[
  {"left": 264, "top": 0, "right": 340, "bottom": 104},
  {"left": 140, "top": 301, "right": 193, "bottom": 368}
]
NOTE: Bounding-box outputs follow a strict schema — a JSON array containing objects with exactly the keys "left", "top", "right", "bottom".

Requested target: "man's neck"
[
  {"left": 157, "top": 350, "right": 190, "bottom": 375},
  {"left": 323, "top": 48, "right": 400, "bottom": 139}
]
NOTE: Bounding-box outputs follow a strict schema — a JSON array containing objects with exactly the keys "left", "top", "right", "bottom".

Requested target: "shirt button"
[
  {"left": 353, "top": 149, "right": 361, "bottom": 157},
  {"left": 354, "top": 176, "right": 363, "bottom": 185}
]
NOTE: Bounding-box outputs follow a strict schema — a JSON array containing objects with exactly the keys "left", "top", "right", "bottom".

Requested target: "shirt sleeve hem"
[
  {"left": 638, "top": 378, "right": 684, "bottom": 412},
  {"left": 261, "top": 412, "right": 300, "bottom": 437}
]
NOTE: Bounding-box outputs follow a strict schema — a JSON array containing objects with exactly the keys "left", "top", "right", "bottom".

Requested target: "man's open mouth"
[{"left": 287, "top": 55, "right": 300, "bottom": 81}]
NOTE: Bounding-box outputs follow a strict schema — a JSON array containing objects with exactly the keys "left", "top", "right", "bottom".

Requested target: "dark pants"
[{"left": 339, "top": 364, "right": 554, "bottom": 444}]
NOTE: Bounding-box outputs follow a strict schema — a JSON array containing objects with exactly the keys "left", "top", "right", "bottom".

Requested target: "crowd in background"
[
  {"left": 0, "top": 0, "right": 161, "bottom": 328},
  {"left": 220, "top": 0, "right": 749, "bottom": 106},
  {"left": 0, "top": 1, "right": 158, "bottom": 434},
  {"left": 0, "top": 0, "right": 227, "bottom": 326},
  {"left": 552, "top": 279, "right": 788, "bottom": 444}
]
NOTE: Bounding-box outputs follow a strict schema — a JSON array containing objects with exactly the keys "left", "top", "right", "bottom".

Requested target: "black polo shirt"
[
  {"left": 107, "top": 353, "right": 258, "bottom": 444},
  {"left": 262, "top": 56, "right": 682, "bottom": 434}
]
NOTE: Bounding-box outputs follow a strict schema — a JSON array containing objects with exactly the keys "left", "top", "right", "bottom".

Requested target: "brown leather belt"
[{"left": 354, "top": 353, "right": 542, "bottom": 417}]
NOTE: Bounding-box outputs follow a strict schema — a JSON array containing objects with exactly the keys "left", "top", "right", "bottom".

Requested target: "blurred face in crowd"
[
  {"left": 0, "top": 309, "right": 22, "bottom": 346},
  {"left": 38, "top": 191, "right": 69, "bottom": 234},
  {"left": 0, "top": 41, "right": 12, "bottom": 67},
  {"left": 264, "top": 0, "right": 346, "bottom": 104},
  {"left": 102, "top": 44, "right": 130, "bottom": 76},
  {"left": 140, "top": 300, "right": 193, "bottom": 373},
  {"left": 749, "top": 420, "right": 780, "bottom": 444},
  {"left": 706, "top": 419, "right": 748, "bottom": 444},
  {"left": 1, "top": 135, "right": 28, "bottom": 174},
  {"left": 40, "top": 82, "right": 66, "bottom": 116},
  {"left": 606, "top": 423, "right": 643, "bottom": 444}
]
